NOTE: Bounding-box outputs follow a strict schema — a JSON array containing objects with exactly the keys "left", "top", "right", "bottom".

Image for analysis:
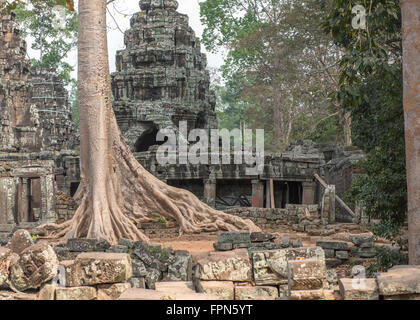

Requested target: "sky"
[{"left": 27, "top": 0, "right": 225, "bottom": 81}]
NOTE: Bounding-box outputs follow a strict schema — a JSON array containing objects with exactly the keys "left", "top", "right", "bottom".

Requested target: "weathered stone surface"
[
  {"left": 218, "top": 232, "right": 250, "bottom": 244},
  {"left": 252, "top": 247, "right": 325, "bottom": 286},
  {"left": 316, "top": 240, "right": 348, "bottom": 250},
  {"left": 250, "top": 232, "right": 275, "bottom": 243},
  {"left": 128, "top": 277, "right": 145, "bottom": 289},
  {"left": 0, "top": 247, "right": 11, "bottom": 286},
  {"left": 97, "top": 282, "right": 131, "bottom": 300},
  {"left": 10, "top": 242, "right": 59, "bottom": 291},
  {"left": 280, "top": 236, "right": 290, "bottom": 248},
  {"left": 213, "top": 242, "right": 233, "bottom": 251},
  {"left": 289, "top": 289, "right": 324, "bottom": 300},
  {"left": 196, "top": 281, "right": 234, "bottom": 300},
  {"left": 38, "top": 284, "right": 56, "bottom": 300},
  {"left": 107, "top": 245, "right": 129, "bottom": 254},
  {"left": 53, "top": 246, "right": 79, "bottom": 262},
  {"left": 335, "top": 250, "right": 349, "bottom": 260},
  {"left": 167, "top": 250, "right": 192, "bottom": 281},
  {"left": 287, "top": 259, "right": 324, "bottom": 290},
  {"left": 8, "top": 229, "right": 34, "bottom": 255},
  {"left": 119, "top": 288, "right": 220, "bottom": 300},
  {"left": 324, "top": 249, "right": 335, "bottom": 258},
  {"left": 235, "top": 286, "right": 278, "bottom": 300},
  {"left": 339, "top": 278, "right": 379, "bottom": 300},
  {"left": 64, "top": 252, "right": 132, "bottom": 287},
  {"left": 56, "top": 286, "right": 97, "bottom": 300},
  {"left": 349, "top": 233, "right": 374, "bottom": 247},
  {"left": 377, "top": 266, "right": 420, "bottom": 296},
  {"left": 66, "top": 238, "right": 111, "bottom": 252},
  {"left": 195, "top": 249, "right": 252, "bottom": 282},
  {"left": 356, "top": 247, "right": 376, "bottom": 258},
  {"left": 155, "top": 281, "right": 196, "bottom": 294},
  {"left": 291, "top": 238, "right": 303, "bottom": 248}
]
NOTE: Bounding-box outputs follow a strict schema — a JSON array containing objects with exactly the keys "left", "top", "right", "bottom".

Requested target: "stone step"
[
  {"left": 119, "top": 288, "right": 220, "bottom": 300},
  {"left": 155, "top": 281, "right": 196, "bottom": 294}
]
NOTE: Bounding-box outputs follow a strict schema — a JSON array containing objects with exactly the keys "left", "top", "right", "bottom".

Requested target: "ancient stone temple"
[
  {"left": 0, "top": 12, "right": 78, "bottom": 237},
  {"left": 111, "top": 0, "right": 217, "bottom": 152}
]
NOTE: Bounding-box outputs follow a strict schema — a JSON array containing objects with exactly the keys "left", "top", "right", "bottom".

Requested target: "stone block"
[
  {"left": 324, "top": 249, "right": 335, "bottom": 258},
  {"left": 252, "top": 247, "right": 325, "bottom": 286},
  {"left": 56, "top": 286, "right": 97, "bottom": 300},
  {"left": 195, "top": 249, "right": 252, "bottom": 282},
  {"left": 97, "top": 282, "right": 131, "bottom": 299},
  {"left": 155, "top": 281, "right": 196, "bottom": 294},
  {"left": 356, "top": 247, "right": 376, "bottom": 258},
  {"left": 316, "top": 239, "right": 348, "bottom": 250},
  {"left": 38, "top": 284, "right": 56, "bottom": 300},
  {"left": 64, "top": 252, "right": 132, "bottom": 287},
  {"left": 119, "top": 288, "right": 220, "bottom": 300},
  {"left": 336, "top": 250, "right": 349, "bottom": 260},
  {"left": 287, "top": 259, "right": 324, "bottom": 290},
  {"left": 8, "top": 229, "right": 34, "bottom": 254},
  {"left": 10, "top": 242, "right": 59, "bottom": 291},
  {"left": 217, "top": 232, "right": 251, "bottom": 244},
  {"left": 107, "top": 245, "right": 129, "bottom": 253},
  {"left": 377, "top": 266, "right": 420, "bottom": 296},
  {"left": 250, "top": 232, "right": 276, "bottom": 243},
  {"left": 0, "top": 247, "right": 11, "bottom": 286},
  {"left": 291, "top": 238, "right": 303, "bottom": 248},
  {"left": 66, "top": 238, "right": 111, "bottom": 252},
  {"left": 339, "top": 278, "right": 379, "bottom": 300},
  {"left": 197, "top": 281, "right": 234, "bottom": 300},
  {"left": 213, "top": 242, "right": 233, "bottom": 251},
  {"left": 349, "top": 233, "right": 374, "bottom": 247},
  {"left": 235, "top": 286, "right": 278, "bottom": 300},
  {"left": 128, "top": 277, "right": 145, "bottom": 289},
  {"left": 289, "top": 289, "right": 324, "bottom": 300},
  {"left": 167, "top": 250, "right": 192, "bottom": 281}
]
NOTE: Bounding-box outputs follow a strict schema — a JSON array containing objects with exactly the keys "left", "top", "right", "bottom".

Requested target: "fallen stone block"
[
  {"left": 128, "top": 277, "right": 145, "bottom": 289},
  {"left": 0, "top": 247, "right": 12, "bottom": 286},
  {"left": 10, "top": 242, "right": 59, "bottom": 291},
  {"left": 56, "top": 286, "right": 97, "bottom": 300},
  {"left": 196, "top": 281, "right": 234, "bottom": 300},
  {"left": 349, "top": 233, "right": 374, "bottom": 247},
  {"left": 287, "top": 259, "right": 324, "bottom": 290},
  {"left": 339, "top": 278, "right": 379, "bottom": 300},
  {"left": 324, "top": 249, "right": 335, "bottom": 258},
  {"left": 63, "top": 252, "right": 132, "bottom": 287},
  {"left": 356, "top": 247, "right": 376, "bottom": 258},
  {"left": 195, "top": 249, "right": 252, "bottom": 282},
  {"left": 107, "top": 245, "right": 129, "bottom": 254},
  {"left": 167, "top": 250, "right": 192, "bottom": 281},
  {"left": 235, "top": 286, "right": 278, "bottom": 300},
  {"left": 377, "top": 266, "right": 420, "bottom": 296},
  {"left": 291, "top": 238, "right": 303, "bottom": 248},
  {"left": 335, "top": 250, "right": 349, "bottom": 260},
  {"left": 252, "top": 247, "right": 325, "bottom": 286},
  {"left": 119, "top": 288, "right": 220, "bottom": 300},
  {"left": 213, "top": 242, "right": 233, "bottom": 251},
  {"left": 326, "top": 258, "right": 342, "bottom": 268},
  {"left": 97, "top": 282, "right": 131, "bottom": 300},
  {"left": 316, "top": 239, "right": 348, "bottom": 251},
  {"left": 217, "top": 232, "right": 251, "bottom": 244},
  {"left": 8, "top": 229, "right": 34, "bottom": 255},
  {"left": 289, "top": 289, "right": 324, "bottom": 300},
  {"left": 66, "top": 238, "right": 111, "bottom": 252},
  {"left": 155, "top": 281, "right": 196, "bottom": 294},
  {"left": 38, "top": 284, "right": 56, "bottom": 300},
  {"left": 250, "top": 232, "right": 276, "bottom": 243}
]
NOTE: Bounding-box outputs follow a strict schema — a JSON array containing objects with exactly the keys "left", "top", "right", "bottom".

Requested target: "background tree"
[
  {"left": 14, "top": 0, "right": 78, "bottom": 87},
  {"left": 323, "top": 0, "right": 406, "bottom": 227},
  {"left": 200, "top": 0, "right": 348, "bottom": 151}
]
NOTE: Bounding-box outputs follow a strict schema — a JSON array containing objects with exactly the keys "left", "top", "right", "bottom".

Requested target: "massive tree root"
[{"left": 41, "top": 0, "right": 260, "bottom": 244}]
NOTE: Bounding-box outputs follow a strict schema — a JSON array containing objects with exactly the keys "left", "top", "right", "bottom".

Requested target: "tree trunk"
[
  {"left": 43, "top": 0, "right": 260, "bottom": 244},
  {"left": 401, "top": 0, "right": 420, "bottom": 265}
]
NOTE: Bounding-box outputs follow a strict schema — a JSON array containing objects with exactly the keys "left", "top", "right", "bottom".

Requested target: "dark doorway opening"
[
  {"left": 134, "top": 124, "right": 166, "bottom": 152},
  {"left": 70, "top": 182, "right": 80, "bottom": 197}
]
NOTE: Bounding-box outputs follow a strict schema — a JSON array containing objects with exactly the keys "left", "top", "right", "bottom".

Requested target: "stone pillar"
[
  {"left": 265, "top": 180, "right": 271, "bottom": 208},
  {"left": 321, "top": 185, "right": 335, "bottom": 224},
  {"left": 203, "top": 179, "right": 216, "bottom": 208},
  {"left": 401, "top": 0, "right": 420, "bottom": 265},
  {"left": 251, "top": 180, "right": 264, "bottom": 208},
  {"left": 40, "top": 175, "right": 56, "bottom": 223},
  {"left": 302, "top": 181, "right": 316, "bottom": 205}
]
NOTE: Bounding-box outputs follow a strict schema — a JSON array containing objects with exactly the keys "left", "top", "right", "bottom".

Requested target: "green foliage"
[
  {"left": 324, "top": 0, "right": 406, "bottom": 225},
  {"left": 366, "top": 246, "right": 408, "bottom": 276},
  {"left": 368, "top": 220, "right": 401, "bottom": 240},
  {"left": 14, "top": 0, "right": 78, "bottom": 87},
  {"left": 152, "top": 212, "right": 168, "bottom": 225}
]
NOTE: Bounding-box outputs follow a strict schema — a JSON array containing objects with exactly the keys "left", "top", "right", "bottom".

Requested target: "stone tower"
[
  {"left": 0, "top": 11, "right": 40, "bottom": 152},
  {"left": 111, "top": 0, "right": 217, "bottom": 152}
]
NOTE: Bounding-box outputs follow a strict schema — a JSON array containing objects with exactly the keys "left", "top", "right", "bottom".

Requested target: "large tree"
[{"left": 2, "top": 0, "right": 259, "bottom": 243}]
